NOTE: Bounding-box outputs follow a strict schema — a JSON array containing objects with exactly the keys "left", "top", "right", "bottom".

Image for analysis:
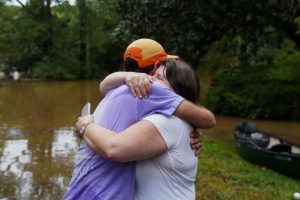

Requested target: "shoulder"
[
  {"left": 101, "top": 84, "right": 138, "bottom": 107},
  {"left": 147, "top": 82, "right": 184, "bottom": 104},
  {"left": 143, "top": 114, "right": 192, "bottom": 149},
  {"left": 151, "top": 82, "right": 175, "bottom": 95},
  {"left": 144, "top": 114, "right": 192, "bottom": 133},
  {"left": 105, "top": 84, "right": 130, "bottom": 97},
  {"left": 143, "top": 114, "right": 171, "bottom": 125}
]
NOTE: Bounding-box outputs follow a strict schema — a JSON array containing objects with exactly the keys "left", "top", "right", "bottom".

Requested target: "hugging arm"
[
  {"left": 175, "top": 100, "right": 215, "bottom": 129},
  {"left": 100, "top": 72, "right": 216, "bottom": 129},
  {"left": 99, "top": 72, "right": 152, "bottom": 98},
  {"left": 77, "top": 119, "right": 167, "bottom": 162}
]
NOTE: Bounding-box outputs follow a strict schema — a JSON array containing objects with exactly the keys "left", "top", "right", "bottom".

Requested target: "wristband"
[{"left": 79, "top": 122, "right": 93, "bottom": 137}]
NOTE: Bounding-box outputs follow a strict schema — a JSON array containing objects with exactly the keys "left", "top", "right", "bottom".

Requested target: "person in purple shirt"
[{"left": 63, "top": 39, "right": 215, "bottom": 200}]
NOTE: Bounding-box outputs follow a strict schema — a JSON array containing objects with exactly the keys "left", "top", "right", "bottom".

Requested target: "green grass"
[{"left": 196, "top": 137, "right": 300, "bottom": 200}]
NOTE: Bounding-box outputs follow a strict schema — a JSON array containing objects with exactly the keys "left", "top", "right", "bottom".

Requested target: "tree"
[
  {"left": 0, "top": 0, "right": 122, "bottom": 79},
  {"left": 77, "top": 0, "right": 88, "bottom": 78},
  {"left": 113, "top": 0, "right": 300, "bottom": 66},
  {"left": 75, "top": 0, "right": 123, "bottom": 79},
  {"left": 17, "top": 0, "right": 54, "bottom": 59},
  {"left": 0, "top": 5, "right": 38, "bottom": 71}
]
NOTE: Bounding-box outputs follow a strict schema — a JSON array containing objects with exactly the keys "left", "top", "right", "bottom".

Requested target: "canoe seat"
[
  {"left": 249, "top": 132, "right": 270, "bottom": 147},
  {"left": 291, "top": 146, "right": 300, "bottom": 154},
  {"left": 266, "top": 137, "right": 280, "bottom": 149},
  {"left": 269, "top": 143, "right": 291, "bottom": 153},
  {"left": 251, "top": 132, "right": 265, "bottom": 139}
]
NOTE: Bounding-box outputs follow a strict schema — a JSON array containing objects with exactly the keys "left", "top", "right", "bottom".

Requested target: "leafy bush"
[
  {"left": 205, "top": 52, "right": 300, "bottom": 120},
  {"left": 0, "top": 63, "right": 9, "bottom": 74},
  {"left": 31, "top": 55, "right": 79, "bottom": 80}
]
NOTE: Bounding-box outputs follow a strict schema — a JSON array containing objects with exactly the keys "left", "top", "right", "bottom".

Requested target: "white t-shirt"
[{"left": 135, "top": 114, "right": 198, "bottom": 200}]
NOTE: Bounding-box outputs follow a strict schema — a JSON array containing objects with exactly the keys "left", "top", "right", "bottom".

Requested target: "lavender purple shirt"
[{"left": 63, "top": 82, "right": 184, "bottom": 200}]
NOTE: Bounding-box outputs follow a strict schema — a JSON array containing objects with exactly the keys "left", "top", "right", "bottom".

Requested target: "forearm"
[
  {"left": 83, "top": 124, "right": 119, "bottom": 160},
  {"left": 174, "top": 100, "right": 216, "bottom": 129},
  {"left": 99, "top": 72, "right": 126, "bottom": 96},
  {"left": 82, "top": 121, "right": 166, "bottom": 162}
]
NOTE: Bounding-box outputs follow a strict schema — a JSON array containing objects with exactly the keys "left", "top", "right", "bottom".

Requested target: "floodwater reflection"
[
  {"left": 0, "top": 80, "right": 100, "bottom": 200},
  {"left": 0, "top": 80, "right": 299, "bottom": 199},
  {"left": 0, "top": 127, "right": 78, "bottom": 200},
  {"left": 0, "top": 139, "right": 32, "bottom": 199},
  {"left": 1, "top": 139, "right": 30, "bottom": 175},
  {"left": 52, "top": 128, "right": 78, "bottom": 159}
]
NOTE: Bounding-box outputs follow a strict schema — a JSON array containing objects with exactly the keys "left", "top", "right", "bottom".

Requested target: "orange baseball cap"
[{"left": 123, "top": 38, "right": 178, "bottom": 68}]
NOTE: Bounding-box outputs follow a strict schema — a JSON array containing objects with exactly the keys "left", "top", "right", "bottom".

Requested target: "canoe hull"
[
  {"left": 234, "top": 122, "right": 300, "bottom": 179},
  {"left": 235, "top": 139, "right": 300, "bottom": 179}
]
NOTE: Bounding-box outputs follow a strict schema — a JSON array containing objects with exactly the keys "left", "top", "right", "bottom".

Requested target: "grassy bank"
[{"left": 196, "top": 136, "right": 300, "bottom": 200}]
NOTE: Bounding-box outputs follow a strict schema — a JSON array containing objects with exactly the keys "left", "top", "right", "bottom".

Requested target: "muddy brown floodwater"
[{"left": 0, "top": 80, "right": 299, "bottom": 199}]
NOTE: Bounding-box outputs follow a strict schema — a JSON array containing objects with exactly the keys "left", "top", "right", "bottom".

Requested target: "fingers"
[
  {"left": 126, "top": 74, "right": 153, "bottom": 98},
  {"left": 75, "top": 117, "right": 82, "bottom": 135},
  {"left": 133, "top": 79, "right": 144, "bottom": 98},
  {"left": 127, "top": 81, "right": 137, "bottom": 97},
  {"left": 190, "top": 129, "right": 203, "bottom": 156},
  {"left": 127, "top": 78, "right": 143, "bottom": 98},
  {"left": 125, "top": 72, "right": 138, "bottom": 97},
  {"left": 191, "top": 139, "right": 202, "bottom": 156},
  {"left": 74, "top": 115, "right": 94, "bottom": 136},
  {"left": 137, "top": 76, "right": 152, "bottom": 98},
  {"left": 194, "top": 144, "right": 202, "bottom": 156},
  {"left": 190, "top": 134, "right": 202, "bottom": 144},
  {"left": 144, "top": 75, "right": 153, "bottom": 96}
]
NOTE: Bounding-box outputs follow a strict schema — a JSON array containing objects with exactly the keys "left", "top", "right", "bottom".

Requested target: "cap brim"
[{"left": 166, "top": 54, "right": 179, "bottom": 59}]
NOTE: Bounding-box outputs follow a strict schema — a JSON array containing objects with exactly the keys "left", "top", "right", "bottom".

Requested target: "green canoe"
[{"left": 234, "top": 122, "right": 300, "bottom": 179}]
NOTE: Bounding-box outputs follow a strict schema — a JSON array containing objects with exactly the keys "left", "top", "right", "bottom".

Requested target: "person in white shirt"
[{"left": 135, "top": 114, "right": 197, "bottom": 200}]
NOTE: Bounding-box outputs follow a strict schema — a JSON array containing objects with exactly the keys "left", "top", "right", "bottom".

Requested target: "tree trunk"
[{"left": 78, "top": 0, "right": 87, "bottom": 78}]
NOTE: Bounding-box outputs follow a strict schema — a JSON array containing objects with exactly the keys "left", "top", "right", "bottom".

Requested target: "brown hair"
[{"left": 161, "top": 59, "right": 200, "bottom": 103}]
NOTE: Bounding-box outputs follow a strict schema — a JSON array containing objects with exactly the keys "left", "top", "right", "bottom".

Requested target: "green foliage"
[
  {"left": 29, "top": 2, "right": 80, "bottom": 79},
  {"left": 1, "top": 0, "right": 300, "bottom": 83},
  {"left": 74, "top": 0, "right": 124, "bottom": 78},
  {"left": 205, "top": 42, "right": 300, "bottom": 120},
  {"left": 0, "top": 0, "right": 122, "bottom": 79},
  {"left": 0, "top": 6, "right": 35, "bottom": 69},
  {"left": 31, "top": 53, "right": 79, "bottom": 80},
  {"left": 114, "top": 0, "right": 300, "bottom": 67},
  {"left": 297, "top": 17, "right": 300, "bottom": 34},
  {"left": 0, "top": 63, "right": 8, "bottom": 74},
  {"left": 200, "top": 37, "right": 240, "bottom": 72}
]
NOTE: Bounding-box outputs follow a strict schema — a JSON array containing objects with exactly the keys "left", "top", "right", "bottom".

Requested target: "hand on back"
[
  {"left": 125, "top": 72, "right": 153, "bottom": 99},
  {"left": 190, "top": 129, "right": 203, "bottom": 156}
]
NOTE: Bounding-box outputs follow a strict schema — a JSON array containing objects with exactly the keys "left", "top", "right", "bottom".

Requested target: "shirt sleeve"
[
  {"left": 143, "top": 114, "right": 182, "bottom": 149},
  {"left": 137, "top": 82, "right": 184, "bottom": 120}
]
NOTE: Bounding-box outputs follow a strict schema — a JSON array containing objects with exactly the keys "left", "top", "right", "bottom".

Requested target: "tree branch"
[
  {"left": 15, "top": 0, "right": 26, "bottom": 7},
  {"left": 15, "top": 0, "right": 37, "bottom": 16}
]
